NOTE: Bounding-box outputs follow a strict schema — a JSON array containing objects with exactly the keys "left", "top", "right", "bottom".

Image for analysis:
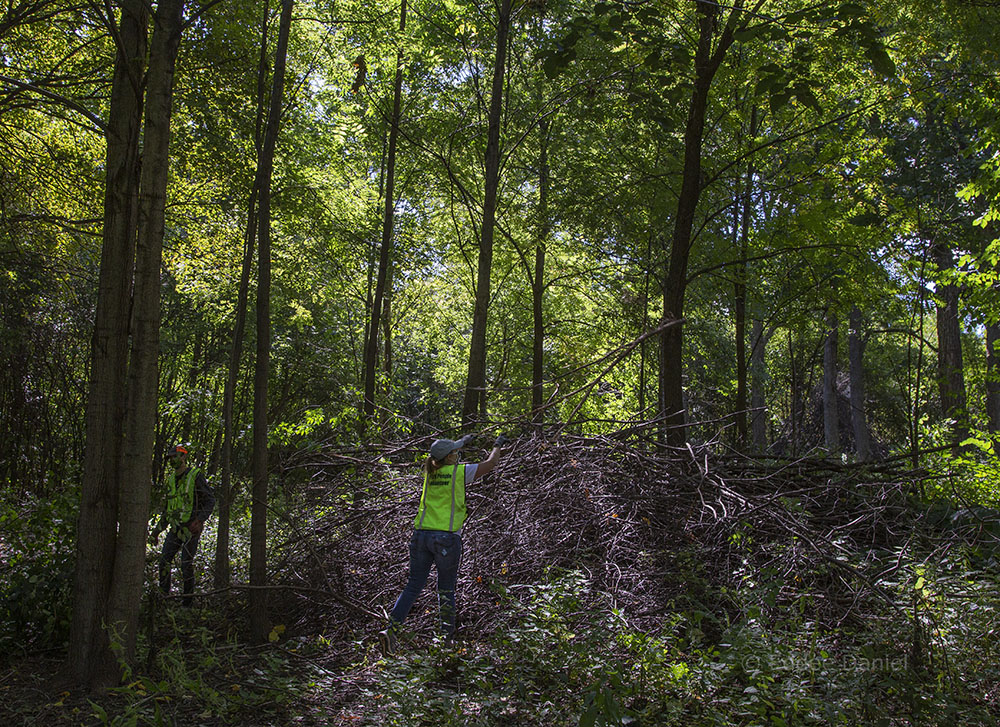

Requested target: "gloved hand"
[{"left": 494, "top": 434, "right": 510, "bottom": 448}]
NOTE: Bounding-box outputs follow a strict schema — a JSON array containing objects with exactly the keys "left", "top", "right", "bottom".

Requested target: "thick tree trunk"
[
  {"left": 363, "top": 0, "right": 406, "bottom": 425},
  {"left": 68, "top": 0, "right": 147, "bottom": 685},
  {"left": 216, "top": 1, "right": 271, "bottom": 590},
  {"left": 849, "top": 306, "right": 873, "bottom": 461},
  {"left": 531, "top": 117, "right": 550, "bottom": 425},
  {"left": 108, "top": 0, "right": 185, "bottom": 667},
  {"left": 823, "top": 312, "right": 839, "bottom": 454},
  {"left": 658, "top": 1, "right": 737, "bottom": 446},
  {"left": 932, "top": 243, "right": 968, "bottom": 452},
  {"left": 462, "top": 0, "right": 512, "bottom": 426},
  {"left": 250, "top": 0, "right": 293, "bottom": 644}
]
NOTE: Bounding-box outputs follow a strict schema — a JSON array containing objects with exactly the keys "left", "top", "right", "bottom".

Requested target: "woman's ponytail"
[{"left": 423, "top": 456, "right": 445, "bottom": 476}]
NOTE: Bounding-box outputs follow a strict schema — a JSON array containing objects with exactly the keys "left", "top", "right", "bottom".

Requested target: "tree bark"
[
  {"left": 462, "top": 0, "right": 513, "bottom": 426},
  {"left": 932, "top": 242, "right": 968, "bottom": 453},
  {"left": 531, "top": 116, "right": 550, "bottom": 425},
  {"left": 849, "top": 306, "right": 873, "bottom": 461},
  {"left": 107, "top": 0, "right": 185, "bottom": 668},
  {"left": 250, "top": 0, "right": 293, "bottom": 644},
  {"left": 823, "top": 312, "right": 839, "bottom": 454},
  {"left": 67, "top": 0, "right": 147, "bottom": 686},
  {"left": 362, "top": 0, "right": 406, "bottom": 426},
  {"left": 658, "top": 1, "right": 738, "bottom": 446},
  {"left": 987, "top": 321, "right": 1000, "bottom": 445},
  {"left": 733, "top": 107, "right": 757, "bottom": 449},
  {"left": 788, "top": 331, "right": 800, "bottom": 456},
  {"left": 750, "top": 317, "right": 769, "bottom": 451},
  {"left": 216, "top": 0, "right": 271, "bottom": 590}
]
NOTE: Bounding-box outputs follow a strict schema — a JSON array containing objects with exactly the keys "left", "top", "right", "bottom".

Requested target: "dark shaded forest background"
[{"left": 3, "top": 0, "right": 1000, "bottom": 724}]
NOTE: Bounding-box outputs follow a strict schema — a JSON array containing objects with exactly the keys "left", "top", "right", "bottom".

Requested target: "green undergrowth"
[
  {"left": 364, "top": 566, "right": 1000, "bottom": 727},
  {"left": 5, "top": 611, "right": 321, "bottom": 727},
  {"left": 0, "top": 489, "right": 77, "bottom": 656},
  {"left": 13, "top": 555, "right": 999, "bottom": 727},
  {"left": 5, "top": 449, "right": 1000, "bottom": 726}
]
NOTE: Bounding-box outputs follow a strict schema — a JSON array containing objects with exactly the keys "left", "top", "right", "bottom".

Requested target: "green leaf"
[
  {"left": 866, "top": 46, "right": 896, "bottom": 78},
  {"left": 837, "top": 2, "right": 866, "bottom": 20},
  {"left": 542, "top": 52, "right": 568, "bottom": 80},
  {"left": 849, "top": 211, "right": 883, "bottom": 227},
  {"left": 769, "top": 91, "right": 791, "bottom": 115},
  {"left": 793, "top": 84, "right": 822, "bottom": 113},
  {"left": 734, "top": 25, "right": 765, "bottom": 43}
]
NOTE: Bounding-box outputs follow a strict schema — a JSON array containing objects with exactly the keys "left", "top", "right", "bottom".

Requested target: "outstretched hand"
[{"left": 494, "top": 434, "right": 510, "bottom": 448}]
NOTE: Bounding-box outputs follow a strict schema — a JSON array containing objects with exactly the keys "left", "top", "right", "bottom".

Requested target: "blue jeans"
[{"left": 389, "top": 529, "right": 462, "bottom": 635}]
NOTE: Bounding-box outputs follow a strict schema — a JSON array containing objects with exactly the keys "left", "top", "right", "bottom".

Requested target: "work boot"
[{"left": 378, "top": 627, "right": 397, "bottom": 657}]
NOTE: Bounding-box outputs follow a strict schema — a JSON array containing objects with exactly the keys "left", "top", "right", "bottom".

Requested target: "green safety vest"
[
  {"left": 414, "top": 464, "right": 466, "bottom": 532},
  {"left": 165, "top": 467, "right": 200, "bottom": 528}
]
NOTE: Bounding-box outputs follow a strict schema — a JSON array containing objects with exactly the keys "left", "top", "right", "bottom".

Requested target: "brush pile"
[{"left": 263, "top": 432, "right": 953, "bottom": 649}]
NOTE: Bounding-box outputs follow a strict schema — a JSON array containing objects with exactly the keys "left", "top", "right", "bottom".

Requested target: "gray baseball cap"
[{"left": 430, "top": 435, "right": 472, "bottom": 460}]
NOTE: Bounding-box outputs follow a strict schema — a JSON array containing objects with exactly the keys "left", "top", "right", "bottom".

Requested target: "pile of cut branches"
[{"left": 270, "top": 433, "right": 948, "bottom": 651}]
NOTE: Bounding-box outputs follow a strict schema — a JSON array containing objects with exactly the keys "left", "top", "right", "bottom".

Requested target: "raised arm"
[{"left": 470, "top": 434, "right": 509, "bottom": 481}]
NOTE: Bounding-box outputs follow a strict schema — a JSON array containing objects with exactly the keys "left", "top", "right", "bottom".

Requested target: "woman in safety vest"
[{"left": 379, "top": 433, "right": 508, "bottom": 655}]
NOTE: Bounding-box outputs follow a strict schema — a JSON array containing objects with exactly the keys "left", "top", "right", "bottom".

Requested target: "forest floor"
[{"left": 4, "top": 434, "right": 1000, "bottom": 725}]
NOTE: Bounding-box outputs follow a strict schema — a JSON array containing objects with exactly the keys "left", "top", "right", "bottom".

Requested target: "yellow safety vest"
[
  {"left": 165, "top": 467, "right": 200, "bottom": 528},
  {"left": 414, "top": 464, "right": 466, "bottom": 532}
]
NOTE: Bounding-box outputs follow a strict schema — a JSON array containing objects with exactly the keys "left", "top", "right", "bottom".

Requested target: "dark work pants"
[{"left": 159, "top": 528, "right": 201, "bottom": 607}]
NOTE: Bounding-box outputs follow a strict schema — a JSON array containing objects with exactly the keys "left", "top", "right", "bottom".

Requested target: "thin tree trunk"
[
  {"left": 734, "top": 107, "right": 756, "bottom": 449},
  {"left": 378, "top": 261, "right": 394, "bottom": 433},
  {"left": 107, "top": 0, "right": 184, "bottom": 671},
  {"left": 733, "top": 216, "right": 747, "bottom": 447},
  {"left": 908, "top": 251, "right": 930, "bottom": 469},
  {"left": 823, "top": 312, "right": 839, "bottom": 454},
  {"left": 789, "top": 331, "right": 800, "bottom": 456},
  {"left": 987, "top": 322, "right": 1000, "bottom": 444},
  {"left": 750, "top": 317, "right": 769, "bottom": 451},
  {"left": 932, "top": 242, "right": 968, "bottom": 453},
  {"left": 381, "top": 262, "right": 394, "bottom": 378},
  {"left": 180, "top": 331, "right": 202, "bottom": 440},
  {"left": 250, "top": 0, "right": 293, "bottom": 644},
  {"left": 67, "top": 0, "right": 147, "bottom": 685},
  {"left": 216, "top": 0, "right": 271, "bottom": 591},
  {"left": 531, "top": 116, "right": 550, "bottom": 425},
  {"left": 849, "top": 306, "right": 873, "bottom": 461},
  {"left": 658, "top": 1, "right": 739, "bottom": 446},
  {"left": 462, "top": 0, "right": 513, "bottom": 425},
  {"left": 363, "top": 0, "right": 406, "bottom": 425},
  {"left": 639, "top": 237, "right": 652, "bottom": 418}
]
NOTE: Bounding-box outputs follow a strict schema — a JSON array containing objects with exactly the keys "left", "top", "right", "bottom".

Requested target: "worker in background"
[{"left": 151, "top": 444, "right": 216, "bottom": 608}]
